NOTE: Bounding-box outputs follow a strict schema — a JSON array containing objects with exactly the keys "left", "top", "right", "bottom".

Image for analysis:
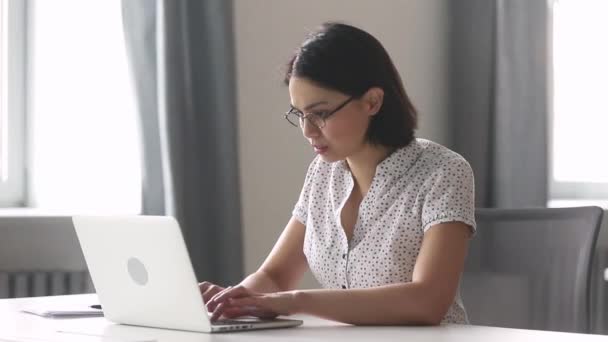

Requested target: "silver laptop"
[{"left": 72, "top": 215, "right": 303, "bottom": 333}]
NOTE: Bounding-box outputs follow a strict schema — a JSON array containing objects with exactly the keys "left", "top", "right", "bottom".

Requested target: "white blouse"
[{"left": 292, "top": 138, "right": 476, "bottom": 324}]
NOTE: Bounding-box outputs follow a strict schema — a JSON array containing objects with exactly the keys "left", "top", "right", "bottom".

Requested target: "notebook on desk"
[
  {"left": 71, "top": 215, "right": 303, "bottom": 333},
  {"left": 21, "top": 303, "right": 103, "bottom": 318}
]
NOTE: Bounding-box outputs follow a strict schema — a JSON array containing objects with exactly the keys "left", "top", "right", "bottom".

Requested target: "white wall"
[{"left": 234, "top": 0, "right": 450, "bottom": 288}]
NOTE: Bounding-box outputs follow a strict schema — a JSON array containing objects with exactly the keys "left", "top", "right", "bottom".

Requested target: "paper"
[
  {"left": 20, "top": 303, "right": 104, "bottom": 318},
  {"left": 0, "top": 334, "right": 106, "bottom": 342},
  {"left": 0, "top": 333, "right": 153, "bottom": 342}
]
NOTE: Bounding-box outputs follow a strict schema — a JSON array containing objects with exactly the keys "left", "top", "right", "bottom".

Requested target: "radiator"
[{"left": 0, "top": 271, "right": 94, "bottom": 298}]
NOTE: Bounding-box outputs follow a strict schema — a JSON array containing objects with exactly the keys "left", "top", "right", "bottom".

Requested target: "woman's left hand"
[{"left": 208, "top": 285, "right": 299, "bottom": 321}]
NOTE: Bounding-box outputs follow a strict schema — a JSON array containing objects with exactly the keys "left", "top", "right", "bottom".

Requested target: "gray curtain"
[
  {"left": 121, "top": 0, "right": 243, "bottom": 285},
  {"left": 449, "top": 0, "right": 549, "bottom": 208}
]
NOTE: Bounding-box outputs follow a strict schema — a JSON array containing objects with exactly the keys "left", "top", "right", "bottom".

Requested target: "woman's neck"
[{"left": 345, "top": 144, "right": 394, "bottom": 196}]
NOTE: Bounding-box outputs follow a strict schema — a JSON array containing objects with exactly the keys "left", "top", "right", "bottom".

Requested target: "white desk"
[{"left": 1, "top": 294, "right": 607, "bottom": 341}]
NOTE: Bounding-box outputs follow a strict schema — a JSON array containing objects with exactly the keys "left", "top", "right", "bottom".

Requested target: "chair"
[{"left": 461, "top": 206, "right": 603, "bottom": 333}]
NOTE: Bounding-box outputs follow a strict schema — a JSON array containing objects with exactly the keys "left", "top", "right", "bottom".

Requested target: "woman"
[{"left": 200, "top": 22, "right": 476, "bottom": 326}]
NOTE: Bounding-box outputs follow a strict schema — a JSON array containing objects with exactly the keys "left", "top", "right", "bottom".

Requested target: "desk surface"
[{"left": 1, "top": 294, "right": 607, "bottom": 341}]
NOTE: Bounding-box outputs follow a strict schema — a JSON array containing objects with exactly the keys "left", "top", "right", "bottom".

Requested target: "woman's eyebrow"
[{"left": 291, "top": 100, "right": 329, "bottom": 112}]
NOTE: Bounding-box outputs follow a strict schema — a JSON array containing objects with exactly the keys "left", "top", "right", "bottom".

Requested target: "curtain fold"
[
  {"left": 450, "top": 0, "right": 549, "bottom": 208},
  {"left": 122, "top": 0, "right": 243, "bottom": 285},
  {"left": 122, "top": 0, "right": 164, "bottom": 215}
]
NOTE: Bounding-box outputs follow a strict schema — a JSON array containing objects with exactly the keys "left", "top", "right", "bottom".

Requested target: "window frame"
[
  {"left": 548, "top": 0, "right": 608, "bottom": 202},
  {"left": 0, "top": 0, "right": 27, "bottom": 207}
]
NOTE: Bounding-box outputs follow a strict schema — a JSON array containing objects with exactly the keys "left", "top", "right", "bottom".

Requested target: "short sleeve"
[
  {"left": 292, "top": 156, "right": 320, "bottom": 225},
  {"left": 420, "top": 157, "right": 476, "bottom": 233}
]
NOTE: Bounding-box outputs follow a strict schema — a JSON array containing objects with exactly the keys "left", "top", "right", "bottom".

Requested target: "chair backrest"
[{"left": 461, "top": 206, "right": 603, "bottom": 333}]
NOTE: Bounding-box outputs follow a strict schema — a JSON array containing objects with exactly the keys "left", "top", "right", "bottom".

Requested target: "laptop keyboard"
[
  {"left": 212, "top": 319, "right": 247, "bottom": 325},
  {"left": 213, "top": 317, "right": 276, "bottom": 325}
]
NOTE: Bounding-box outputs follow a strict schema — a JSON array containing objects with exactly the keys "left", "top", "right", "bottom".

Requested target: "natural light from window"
[
  {"left": 552, "top": 0, "right": 608, "bottom": 184},
  {"left": 0, "top": 0, "right": 7, "bottom": 182},
  {"left": 29, "top": 0, "right": 141, "bottom": 213}
]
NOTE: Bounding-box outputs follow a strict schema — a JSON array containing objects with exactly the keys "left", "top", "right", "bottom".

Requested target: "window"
[
  {"left": 0, "top": 0, "right": 25, "bottom": 207},
  {"left": 26, "top": 0, "right": 141, "bottom": 213},
  {"left": 0, "top": 0, "right": 6, "bottom": 180},
  {"left": 550, "top": 0, "right": 608, "bottom": 204}
]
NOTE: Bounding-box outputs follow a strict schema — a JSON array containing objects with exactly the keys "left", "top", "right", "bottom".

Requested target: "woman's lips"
[{"left": 313, "top": 145, "right": 328, "bottom": 154}]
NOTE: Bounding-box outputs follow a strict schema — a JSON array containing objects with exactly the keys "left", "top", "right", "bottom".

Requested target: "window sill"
[
  {"left": 0, "top": 208, "right": 70, "bottom": 216},
  {"left": 0, "top": 208, "right": 137, "bottom": 216}
]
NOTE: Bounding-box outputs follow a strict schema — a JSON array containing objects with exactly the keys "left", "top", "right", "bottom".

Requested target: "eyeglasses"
[{"left": 284, "top": 97, "right": 354, "bottom": 129}]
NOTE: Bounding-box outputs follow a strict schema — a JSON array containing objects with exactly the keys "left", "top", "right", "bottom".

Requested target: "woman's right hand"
[{"left": 198, "top": 281, "right": 226, "bottom": 309}]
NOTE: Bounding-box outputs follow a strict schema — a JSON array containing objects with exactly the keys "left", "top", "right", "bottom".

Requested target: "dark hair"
[{"left": 284, "top": 22, "right": 417, "bottom": 148}]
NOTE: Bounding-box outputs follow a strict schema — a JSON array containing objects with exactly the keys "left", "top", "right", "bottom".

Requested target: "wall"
[{"left": 234, "top": 0, "right": 451, "bottom": 287}]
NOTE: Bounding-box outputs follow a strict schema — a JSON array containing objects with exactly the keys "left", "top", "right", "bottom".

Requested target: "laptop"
[{"left": 72, "top": 215, "right": 303, "bottom": 333}]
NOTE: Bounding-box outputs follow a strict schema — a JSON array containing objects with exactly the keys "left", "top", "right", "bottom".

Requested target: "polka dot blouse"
[{"left": 292, "top": 138, "right": 476, "bottom": 324}]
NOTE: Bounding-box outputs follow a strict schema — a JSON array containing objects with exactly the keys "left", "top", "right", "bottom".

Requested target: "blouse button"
[{"left": 341, "top": 285, "right": 347, "bottom": 289}]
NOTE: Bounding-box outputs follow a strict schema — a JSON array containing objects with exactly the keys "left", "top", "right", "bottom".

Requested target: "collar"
[
  {"left": 338, "top": 138, "right": 424, "bottom": 181},
  {"left": 376, "top": 139, "right": 423, "bottom": 180}
]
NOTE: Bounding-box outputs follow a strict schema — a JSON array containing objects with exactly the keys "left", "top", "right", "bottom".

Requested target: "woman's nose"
[{"left": 301, "top": 118, "right": 321, "bottom": 138}]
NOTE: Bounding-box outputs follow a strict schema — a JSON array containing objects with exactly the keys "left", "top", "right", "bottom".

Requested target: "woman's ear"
[{"left": 364, "top": 87, "right": 384, "bottom": 116}]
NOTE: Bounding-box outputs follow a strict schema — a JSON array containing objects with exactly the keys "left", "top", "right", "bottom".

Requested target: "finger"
[
  {"left": 221, "top": 306, "right": 254, "bottom": 319},
  {"left": 228, "top": 297, "right": 259, "bottom": 308},
  {"left": 207, "top": 286, "right": 233, "bottom": 312},
  {"left": 228, "top": 297, "right": 281, "bottom": 319},
  {"left": 212, "top": 285, "right": 249, "bottom": 304},
  {"left": 209, "top": 286, "right": 233, "bottom": 304},
  {"left": 210, "top": 301, "right": 232, "bottom": 322},
  {"left": 207, "top": 286, "right": 239, "bottom": 311},
  {"left": 202, "top": 285, "right": 225, "bottom": 304},
  {"left": 202, "top": 286, "right": 224, "bottom": 304},
  {"left": 223, "top": 305, "right": 276, "bottom": 320},
  {"left": 210, "top": 297, "right": 260, "bottom": 321},
  {"left": 209, "top": 286, "right": 248, "bottom": 313},
  {"left": 199, "top": 281, "right": 222, "bottom": 293},
  {"left": 198, "top": 281, "right": 214, "bottom": 295}
]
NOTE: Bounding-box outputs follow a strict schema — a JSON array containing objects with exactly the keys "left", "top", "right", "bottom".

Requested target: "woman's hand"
[
  {"left": 207, "top": 285, "right": 299, "bottom": 321},
  {"left": 198, "top": 281, "right": 226, "bottom": 307}
]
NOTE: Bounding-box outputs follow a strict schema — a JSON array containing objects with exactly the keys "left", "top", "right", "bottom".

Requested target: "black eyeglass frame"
[{"left": 284, "top": 97, "right": 354, "bottom": 129}]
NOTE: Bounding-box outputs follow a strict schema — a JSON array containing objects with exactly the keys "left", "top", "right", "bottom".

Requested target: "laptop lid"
[
  {"left": 73, "top": 215, "right": 213, "bottom": 332},
  {"left": 72, "top": 215, "right": 302, "bottom": 333}
]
